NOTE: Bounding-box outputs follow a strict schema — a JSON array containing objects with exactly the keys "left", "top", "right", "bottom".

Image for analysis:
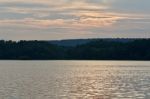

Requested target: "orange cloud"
[{"left": 0, "top": 16, "right": 124, "bottom": 29}]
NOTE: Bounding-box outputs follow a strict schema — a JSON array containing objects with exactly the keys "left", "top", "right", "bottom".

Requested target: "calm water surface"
[{"left": 0, "top": 61, "right": 150, "bottom": 99}]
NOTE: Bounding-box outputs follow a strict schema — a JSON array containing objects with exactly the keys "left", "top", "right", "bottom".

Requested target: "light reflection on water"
[{"left": 0, "top": 61, "right": 150, "bottom": 99}]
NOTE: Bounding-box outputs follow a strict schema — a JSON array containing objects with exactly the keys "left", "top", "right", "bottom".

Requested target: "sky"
[{"left": 0, "top": 0, "right": 150, "bottom": 40}]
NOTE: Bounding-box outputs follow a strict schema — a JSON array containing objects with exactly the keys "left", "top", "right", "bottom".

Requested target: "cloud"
[
  {"left": 0, "top": 12, "right": 125, "bottom": 29},
  {"left": 0, "top": 0, "right": 149, "bottom": 40}
]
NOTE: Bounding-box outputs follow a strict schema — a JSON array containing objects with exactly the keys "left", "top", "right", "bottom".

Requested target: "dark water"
[{"left": 0, "top": 61, "right": 150, "bottom": 99}]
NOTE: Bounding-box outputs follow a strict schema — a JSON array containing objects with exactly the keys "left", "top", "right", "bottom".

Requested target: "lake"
[{"left": 0, "top": 61, "right": 150, "bottom": 99}]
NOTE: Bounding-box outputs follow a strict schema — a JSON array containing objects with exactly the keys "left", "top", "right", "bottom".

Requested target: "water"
[{"left": 0, "top": 61, "right": 150, "bottom": 99}]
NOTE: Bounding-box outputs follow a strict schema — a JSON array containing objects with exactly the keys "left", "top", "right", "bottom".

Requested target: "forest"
[{"left": 0, "top": 39, "right": 150, "bottom": 60}]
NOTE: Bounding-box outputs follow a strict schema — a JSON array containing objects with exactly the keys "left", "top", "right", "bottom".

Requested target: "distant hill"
[
  {"left": 48, "top": 38, "right": 136, "bottom": 47},
  {"left": 0, "top": 39, "right": 150, "bottom": 60},
  {"left": 48, "top": 39, "right": 92, "bottom": 47}
]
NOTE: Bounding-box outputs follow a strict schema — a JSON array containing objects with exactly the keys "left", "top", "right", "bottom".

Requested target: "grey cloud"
[
  {"left": 0, "top": 0, "right": 149, "bottom": 40},
  {"left": 112, "top": 0, "right": 150, "bottom": 13}
]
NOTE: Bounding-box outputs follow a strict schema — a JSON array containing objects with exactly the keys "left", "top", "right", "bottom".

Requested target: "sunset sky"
[{"left": 0, "top": 0, "right": 150, "bottom": 40}]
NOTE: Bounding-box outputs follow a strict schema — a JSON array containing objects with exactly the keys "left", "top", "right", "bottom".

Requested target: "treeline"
[
  {"left": 0, "top": 39, "right": 150, "bottom": 60},
  {"left": 0, "top": 40, "right": 65, "bottom": 60}
]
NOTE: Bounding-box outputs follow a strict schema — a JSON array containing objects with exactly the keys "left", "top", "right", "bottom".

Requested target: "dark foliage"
[
  {"left": 0, "top": 39, "right": 150, "bottom": 60},
  {"left": 0, "top": 40, "right": 65, "bottom": 60}
]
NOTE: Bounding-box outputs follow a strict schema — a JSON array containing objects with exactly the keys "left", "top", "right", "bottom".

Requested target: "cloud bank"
[{"left": 0, "top": 0, "right": 150, "bottom": 40}]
